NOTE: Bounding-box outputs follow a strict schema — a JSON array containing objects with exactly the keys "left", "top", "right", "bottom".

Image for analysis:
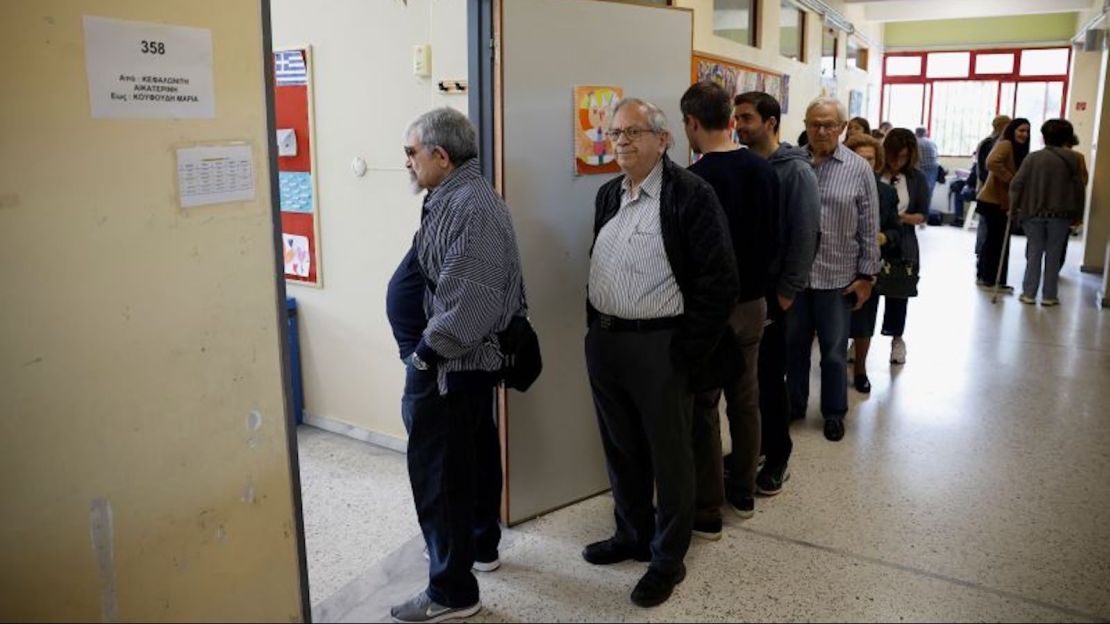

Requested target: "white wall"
[{"left": 270, "top": 0, "right": 469, "bottom": 443}]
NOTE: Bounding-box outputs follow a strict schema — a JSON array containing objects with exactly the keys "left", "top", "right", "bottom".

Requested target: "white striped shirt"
[
  {"left": 808, "top": 143, "right": 881, "bottom": 289},
  {"left": 588, "top": 159, "right": 684, "bottom": 319}
]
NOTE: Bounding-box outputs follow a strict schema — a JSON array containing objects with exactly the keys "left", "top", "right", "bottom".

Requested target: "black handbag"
[
  {"left": 497, "top": 313, "right": 542, "bottom": 392},
  {"left": 875, "top": 258, "right": 919, "bottom": 298}
]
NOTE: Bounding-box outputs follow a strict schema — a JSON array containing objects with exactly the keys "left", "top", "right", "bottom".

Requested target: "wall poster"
[
  {"left": 692, "top": 52, "right": 790, "bottom": 115},
  {"left": 849, "top": 89, "right": 864, "bottom": 118},
  {"left": 273, "top": 45, "right": 322, "bottom": 286},
  {"left": 574, "top": 85, "right": 623, "bottom": 176}
]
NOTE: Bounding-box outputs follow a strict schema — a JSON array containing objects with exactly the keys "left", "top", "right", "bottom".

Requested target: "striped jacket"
[{"left": 413, "top": 159, "right": 526, "bottom": 394}]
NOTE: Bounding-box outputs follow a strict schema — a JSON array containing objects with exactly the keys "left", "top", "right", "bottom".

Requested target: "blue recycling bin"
[{"left": 286, "top": 297, "right": 305, "bottom": 424}]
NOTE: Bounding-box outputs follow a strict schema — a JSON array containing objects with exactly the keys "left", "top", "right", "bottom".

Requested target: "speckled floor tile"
[{"left": 297, "top": 425, "right": 419, "bottom": 604}]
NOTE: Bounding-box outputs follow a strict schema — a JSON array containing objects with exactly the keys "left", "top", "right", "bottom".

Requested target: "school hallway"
[{"left": 300, "top": 226, "right": 1110, "bottom": 623}]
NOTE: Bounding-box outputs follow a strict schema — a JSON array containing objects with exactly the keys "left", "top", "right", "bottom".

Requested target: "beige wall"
[
  {"left": 1084, "top": 43, "right": 1110, "bottom": 273},
  {"left": 1068, "top": 49, "right": 1102, "bottom": 165},
  {"left": 677, "top": 0, "right": 884, "bottom": 141},
  {"left": 0, "top": 0, "right": 304, "bottom": 621},
  {"left": 270, "top": 0, "right": 469, "bottom": 444}
]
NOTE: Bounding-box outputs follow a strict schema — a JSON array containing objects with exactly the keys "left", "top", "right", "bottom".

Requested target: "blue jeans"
[
  {"left": 401, "top": 364, "right": 501, "bottom": 607},
  {"left": 1022, "top": 217, "right": 1072, "bottom": 300},
  {"left": 922, "top": 166, "right": 939, "bottom": 216},
  {"left": 786, "top": 288, "right": 852, "bottom": 421}
]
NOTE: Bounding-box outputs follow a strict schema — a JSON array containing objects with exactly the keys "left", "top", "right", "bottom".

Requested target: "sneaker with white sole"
[
  {"left": 890, "top": 337, "right": 906, "bottom": 365},
  {"left": 1042, "top": 298, "right": 1060, "bottom": 307},
  {"left": 1019, "top": 294, "right": 1036, "bottom": 304},
  {"left": 390, "top": 591, "right": 480, "bottom": 624}
]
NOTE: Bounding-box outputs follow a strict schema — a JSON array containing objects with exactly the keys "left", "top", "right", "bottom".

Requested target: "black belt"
[{"left": 595, "top": 314, "right": 682, "bottom": 332}]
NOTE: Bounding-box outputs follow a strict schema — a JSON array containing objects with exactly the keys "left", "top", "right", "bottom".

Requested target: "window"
[
  {"left": 847, "top": 37, "right": 868, "bottom": 71},
  {"left": 779, "top": 0, "right": 805, "bottom": 62},
  {"left": 880, "top": 47, "right": 1070, "bottom": 155},
  {"left": 926, "top": 52, "right": 970, "bottom": 78},
  {"left": 886, "top": 55, "right": 921, "bottom": 77},
  {"left": 822, "top": 27, "right": 837, "bottom": 76},
  {"left": 1020, "top": 48, "right": 1070, "bottom": 76},
  {"left": 714, "top": 0, "right": 758, "bottom": 48},
  {"left": 975, "top": 53, "right": 1014, "bottom": 75}
]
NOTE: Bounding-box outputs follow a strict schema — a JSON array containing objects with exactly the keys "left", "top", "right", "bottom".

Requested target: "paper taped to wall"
[{"left": 176, "top": 144, "right": 255, "bottom": 208}]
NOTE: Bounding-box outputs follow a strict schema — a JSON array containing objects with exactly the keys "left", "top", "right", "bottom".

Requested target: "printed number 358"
[{"left": 141, "top": 40, "right": 166, "bottom": 55}]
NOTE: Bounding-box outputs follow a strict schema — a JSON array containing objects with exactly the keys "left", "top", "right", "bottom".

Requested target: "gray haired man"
[
  {"left": 387, "top": 107, "right": 526, "bottom": 623},
  {"left": 582, "top": 98, "right": 738, "bottom": 608}
]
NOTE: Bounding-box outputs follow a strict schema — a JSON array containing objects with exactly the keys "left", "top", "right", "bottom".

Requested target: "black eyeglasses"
[{"left": 605, "top": 126, "right": 656, "bottom": 141}]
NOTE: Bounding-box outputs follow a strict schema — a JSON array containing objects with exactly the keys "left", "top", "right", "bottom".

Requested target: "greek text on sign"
[{"left": 83, "top": 15, "right": 215, "bottom": 119}]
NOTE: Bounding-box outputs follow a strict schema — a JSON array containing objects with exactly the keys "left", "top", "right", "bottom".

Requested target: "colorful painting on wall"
[
  {"left": 574, "top": 85, "right": 623, "bottom": 176},
  {"left": 692, "top": 52, "right": 790, "bottom": 114},
  {"left": 273, "top": 46, "right": 322, "bottom": 286}
]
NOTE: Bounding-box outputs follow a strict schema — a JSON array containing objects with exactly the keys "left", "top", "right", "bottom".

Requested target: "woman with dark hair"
[
  {"left": 847, "top": 117, "right": 871, "bottom": 140},
  {"left": 975, "top": 117, "right": 1031, "bottom": 292},
  {"left": 875, "top": 128, "right": 928, "bottom": 365},
  {"left": 844, "top": 133, "right": 901, "bottom": 390},
  {"left": 1011, "top": 119, "right": 1089, "bottom": 306}
]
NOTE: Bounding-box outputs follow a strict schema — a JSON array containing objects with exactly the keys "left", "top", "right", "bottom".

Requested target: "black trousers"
[
  {"left": 585, "top": 322, "right": 693, "bottom": 574},
  {"left": 977, "top": 202, "right": 1011, "bottom": 286},
  {"left": 402, "top": 365, "right": 501, "bottom": 607},
  {"left": 758, "top": 295, "right": 793, "bottom": 470}
]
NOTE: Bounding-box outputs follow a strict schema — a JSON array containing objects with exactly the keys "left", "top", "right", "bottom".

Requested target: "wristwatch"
[{"left": 410, "top": 351, "right": 430, "bottom": 371}]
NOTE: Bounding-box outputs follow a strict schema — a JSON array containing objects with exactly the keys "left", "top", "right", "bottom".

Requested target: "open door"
[
  {"left": 496, "top": 0, "right": 694, "bottom": 524},
  {"left": 0, "top": 0, "right": 309, "bottom": 620}
]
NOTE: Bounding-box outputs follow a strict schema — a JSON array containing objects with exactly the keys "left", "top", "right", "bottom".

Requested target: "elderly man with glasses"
[
  {"left": 387, "top": 107, "right": 527, "bottom": 624},
  {"left": 582, "top": 97, "right": 738, "bottom": 608},
  {"left": 785, "top": 97, "right": 880, "bottom": 442}
]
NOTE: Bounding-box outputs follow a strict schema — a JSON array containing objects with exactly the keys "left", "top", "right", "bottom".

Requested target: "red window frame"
[{"left": 880, "top": 47, "right": 1071, "bottom": 155}]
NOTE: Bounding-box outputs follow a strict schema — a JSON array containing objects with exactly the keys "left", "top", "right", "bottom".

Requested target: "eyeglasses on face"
[
  {"left": 806, "top": 121, "right": 843, "bottom": 134},
  {"left": 403, "top": 145, "right": 422, "bottom": 158},
  {"left": 605, "top": 126, "right": 656, "bottom": 141}
]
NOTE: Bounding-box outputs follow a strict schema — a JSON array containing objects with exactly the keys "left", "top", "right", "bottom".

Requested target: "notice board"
[{"left": 273, "top": 46, "right": 321, "bottom": 286}]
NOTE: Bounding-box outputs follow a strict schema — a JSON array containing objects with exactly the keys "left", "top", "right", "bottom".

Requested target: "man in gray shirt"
[
  {"left": 583, "top": 98, "right": 737, "bottom": 608},
  {"left": 734, "top": 91, "right": 820, "bottom": 491}
]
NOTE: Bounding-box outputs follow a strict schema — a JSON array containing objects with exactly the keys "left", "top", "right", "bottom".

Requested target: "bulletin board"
[
  {"left": 273, "top": 45, "right": 322, "bottom": 286},
  {"left": 691, "top": 51, "right": 790, "bottom": 115}
]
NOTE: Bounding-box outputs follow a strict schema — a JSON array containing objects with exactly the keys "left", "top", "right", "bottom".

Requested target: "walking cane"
[{"left": 991, "top": 209, "right": 1014, "bottom": 304}]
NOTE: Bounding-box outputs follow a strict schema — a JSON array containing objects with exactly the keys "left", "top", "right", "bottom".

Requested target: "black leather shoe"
[
  {"left": 582, "top": 538, "right": 651, "bottom": 565},
  {"left": 823, "top": 418, "right": 845, "bottom": 442},
  {"left": 631, "top": 564, "right": 686, "bottom": 608},
  {"left": 853, "top": 373, "right": 871, "bottom": 393}
]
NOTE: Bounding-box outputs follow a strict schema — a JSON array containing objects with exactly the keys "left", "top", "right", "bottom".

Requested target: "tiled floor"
[{"left": 300, "top": 226, "right": 1110, "bottom": 622}]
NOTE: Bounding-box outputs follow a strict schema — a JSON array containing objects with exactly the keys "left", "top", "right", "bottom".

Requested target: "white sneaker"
[{"left": 890, "top": 337, "right": 906, "bottom": 365}]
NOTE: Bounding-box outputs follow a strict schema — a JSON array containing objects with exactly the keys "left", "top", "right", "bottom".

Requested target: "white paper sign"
[
  {"left": 83, "top": 15, "right": 215, "bottom": 119},
  {"left": 176, "top": 145, "right": 255, "bottom": 208}
]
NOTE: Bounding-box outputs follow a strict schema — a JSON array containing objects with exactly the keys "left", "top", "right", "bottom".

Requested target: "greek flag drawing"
[{"left": 275, "top": 50, "right": 307, "bottom": 86}]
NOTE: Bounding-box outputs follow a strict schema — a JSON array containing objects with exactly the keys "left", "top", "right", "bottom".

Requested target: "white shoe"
[
  {"left": 847, "top": 340, "right": 855, "bottom": 363},
  {"left": 890, "top": 337, "right": 906, "bottom": 365}
]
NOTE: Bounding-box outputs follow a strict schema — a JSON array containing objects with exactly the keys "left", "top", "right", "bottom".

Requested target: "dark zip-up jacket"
[{"left": 588, "top": 154, "right": 739, "bottom": 389}]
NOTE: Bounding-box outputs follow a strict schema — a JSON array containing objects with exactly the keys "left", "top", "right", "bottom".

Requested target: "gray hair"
[
  {"left": 612, "top": 97, "right": 675, "bottom": 149},
  {"left": 805, "top": 96, "right": 848, "bottom": 124},
  {"left": 406, "top": 107, "right": 478, "bottom": 166}
]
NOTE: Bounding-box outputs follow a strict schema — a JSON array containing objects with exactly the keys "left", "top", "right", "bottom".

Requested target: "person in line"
[
  {"left": 388, "top": 107, "right": 527, "bottom": 624},
  {"left": 976, "top": 118, "right": 1031, "bottom": 293},
  {"left": 787, "top": 97, "right": 880, "bottom": 442},
  {"left": 915, "top": 126, "right": 940, "bottom": 208},
  {"left": 847, "top": 117, "right": 871, "bottom": 140},
  {"left": 680, "top": 81, "right": 778, "bottom": 536},
  {"left": 874, "top": 129, "right": 928, "bottom": 365},
  {"left": 844, "top": 133, "right": 901, "bottom": 393},
  {"left": 878, "top": 121, "right": 893, "bottom": 138},
  {"left": 972, "top": 115, "right": 1012, "bottom": 261},
  {"left": 733, "top": 91, "right": 820, "bottom": 495},
  {"left": 583, "top": 98, "right": 738, "bottom": 608},
  {"left": 1012, "top": 119, "right": 1089, "bottom": 306}
]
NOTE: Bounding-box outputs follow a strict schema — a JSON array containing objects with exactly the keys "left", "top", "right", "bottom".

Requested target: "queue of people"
[{"left": 385, "top": 91, "right": 938, "bottom": 622}]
